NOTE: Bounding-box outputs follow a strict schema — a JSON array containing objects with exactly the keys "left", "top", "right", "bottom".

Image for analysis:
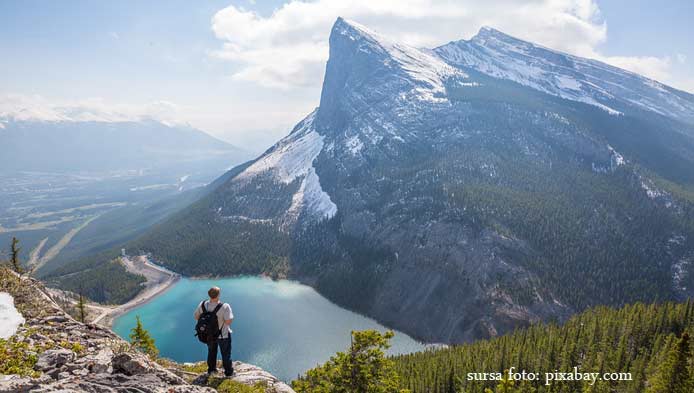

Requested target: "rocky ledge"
[{"left": 0, "top": 269, "right": 295, "bottom": 393}]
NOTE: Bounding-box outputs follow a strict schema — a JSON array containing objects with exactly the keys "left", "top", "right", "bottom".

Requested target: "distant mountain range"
[
  {"left": 59, "top": 18, "right": 694, "bottom": 343},
  {"left": 0, "top": 119, "right": 246, "bottom": 173},
  {"left": 0, "top": 117, "right": 252, "bottom": 287}
]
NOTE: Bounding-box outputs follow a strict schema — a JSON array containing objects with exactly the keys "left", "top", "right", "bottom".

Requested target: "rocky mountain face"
[
  {"left": 0, "top": 270, "right": 294, "bottom": 393},
  {"left": 133, "top": 18, "right": 694, "bottom": 343}
]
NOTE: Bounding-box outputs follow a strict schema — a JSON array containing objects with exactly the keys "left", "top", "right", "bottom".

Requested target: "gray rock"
[
  {"left": 111, "top": 353, "right": 150, "bottom": 375},
  {"left": 82, "top": 348, "right": 113, "bottom": 374},
  {"left": 35, "top": 349, "right": 75, "bottom": 371},
  {"left": 72, "top": 368, "right": 89, "bottom": 376},
  {"left": 192, "top": 361, "right": 297, "bottom": 393},
  {"left": 57, "top": 371, "right": 71, "bottom": 380},
  {"left": 30, "top": 333, "right": 50, "bottom": 341},
  {"left": 43, "top": 316, "right": 68, "bottom": 323}
]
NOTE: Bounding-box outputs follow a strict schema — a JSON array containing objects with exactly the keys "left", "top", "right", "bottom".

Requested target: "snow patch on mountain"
[
  {"left": 608, "top": 145, "right": 625, "bottom": 167},
  {"left": 236, "top": 110, "right": 337, "bottom": 220},
  {"left": 345, "top": 134, "right": 364, "bottom": 155},
  {"left": 0, "top": 292, "right": 24, "bottom": 339},
  {"left": 435, "top": 27, "right": 694, "bottom": 121},
  {"left": 435, "top": 38, "right": 622, "bottom": 116},
  {"left": 239, "top": 112, "right": 322, "bottom": 184},
  {"left": 641, "top": 179, "right": 668, "bottom": 200},
  {"left": 288, "top": 167, "right": 338, "bottom": 220}
]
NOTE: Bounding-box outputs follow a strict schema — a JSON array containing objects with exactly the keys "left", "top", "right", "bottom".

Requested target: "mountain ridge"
[{"left": 436, "top": 25, "right": 694, "bottom": 123}]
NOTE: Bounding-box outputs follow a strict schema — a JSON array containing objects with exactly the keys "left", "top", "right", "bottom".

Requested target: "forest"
[{"left": 392, "top": 300, "right": 694, "bottom": 393}]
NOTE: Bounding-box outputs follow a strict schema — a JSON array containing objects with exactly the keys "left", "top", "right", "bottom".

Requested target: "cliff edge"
[{"left": 0, "top": 268, "right": 295, "bottom": 393}]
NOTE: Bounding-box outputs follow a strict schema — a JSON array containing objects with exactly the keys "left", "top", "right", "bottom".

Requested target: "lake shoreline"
[
  {"left": 93, "top": 255, "right": 180, "bottom": 328},
  {"left": 110, "top": 276, "right": 433, "bottom": 382},
  {"left": 105, "top": 259, "right": 442, "bottom": 349}
]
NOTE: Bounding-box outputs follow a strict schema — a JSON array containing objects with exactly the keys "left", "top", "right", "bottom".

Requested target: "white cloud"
[
  {"left": 595, "top": 55, "right": 672, "bottom": 82},
  {"left": 0, "top": 94, "right": 311, "bottom": 152},
  {"left": 676, "top": 53, "right": 687, "bottom": 64},
  {"left": 0, "top": 94, "right": 189, "bottom": 126},
  {"left": 210, "top": 0, "right": 684, "bottom": 91}
]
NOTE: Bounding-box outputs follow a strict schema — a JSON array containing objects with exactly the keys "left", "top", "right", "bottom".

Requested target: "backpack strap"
[
  {"left": 212, "top": 303, "right": 224, "bottom": 314},
  {"left": 200, "top": 300, "right": 207, "bottom": 313}
]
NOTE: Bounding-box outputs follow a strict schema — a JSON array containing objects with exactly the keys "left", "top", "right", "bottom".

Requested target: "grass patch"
[
  {"left": 213, "top": 378, "right": 268, "bottom": 393},
  {"left": 0, "top": 337, "right": 41, "bottom": 377}
]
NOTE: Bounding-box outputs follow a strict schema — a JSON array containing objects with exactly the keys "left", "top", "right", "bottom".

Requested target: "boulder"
[
  {"left": 82, "top": 348, "right": 113, "bottom": 374},
  {"left": 111, "top": 353, "right": 150, "bottom": 375},
  {"left": 42, "top": 316, "right": 68, "bottom": 323},
  {"left": 35, "top": 349, "right": 75, "bottom": 371},
  {"left": 192, "top": 361, "right": 297, "bottom": 393}
]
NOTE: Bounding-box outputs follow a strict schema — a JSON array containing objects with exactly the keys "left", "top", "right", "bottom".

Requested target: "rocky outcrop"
[
  {"left": 0, "top": 270, "right": 295, "bottom": 393},
  {"left": 190, "top": 362, "right": 295, "bottom": 393}
]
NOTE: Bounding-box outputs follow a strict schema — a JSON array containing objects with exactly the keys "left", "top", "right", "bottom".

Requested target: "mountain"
[
  {"left": 435, "top": 27, "right": 694, "bottom": 125},
  {"left": 112, "top": 18, "right": 694, "bottom": 343},
  {"left": 0, "top": 119, "right": 246, "bottom": 173}
]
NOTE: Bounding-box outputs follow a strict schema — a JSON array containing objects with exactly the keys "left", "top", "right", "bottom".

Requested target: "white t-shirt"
[{"left": 194, "top": 300, "right": 234, "bottom": 338}]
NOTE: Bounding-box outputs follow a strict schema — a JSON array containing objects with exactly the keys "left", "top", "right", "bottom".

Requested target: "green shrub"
[{"left": 0, "top": 338, "right": 40, "bottom": 377}]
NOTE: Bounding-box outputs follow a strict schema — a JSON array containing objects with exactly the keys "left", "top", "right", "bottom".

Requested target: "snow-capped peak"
[
  {"left": 330, "top": 18, "right": 465, "bottom": 103},
  {"left": 435, "top": 27, "right": 694, "bottom": 123}
]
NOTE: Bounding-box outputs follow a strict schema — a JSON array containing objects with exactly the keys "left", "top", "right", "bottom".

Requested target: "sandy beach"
[{"left": 89, "top": 255, "right": 180, "bottom": 327}]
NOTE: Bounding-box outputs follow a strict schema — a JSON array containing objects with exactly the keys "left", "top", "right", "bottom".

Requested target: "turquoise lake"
[{"left": 112, "top": 276, "right": 428, "bottom": 382}]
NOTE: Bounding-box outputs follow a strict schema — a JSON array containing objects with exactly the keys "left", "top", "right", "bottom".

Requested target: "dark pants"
[{"left": 207, "top": 337, "right": 233, "bottom": 375}]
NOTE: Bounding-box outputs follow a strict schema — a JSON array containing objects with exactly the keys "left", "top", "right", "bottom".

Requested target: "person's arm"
[
  {"left": 194, "top": 302, "right": 202, "bottom": 320},
  {"left": 224, "top": 304, "right": 234, "bottom": 326}
]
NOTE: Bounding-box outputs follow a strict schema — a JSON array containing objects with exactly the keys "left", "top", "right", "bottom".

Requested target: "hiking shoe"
[{"left": 224, "top": 370, "right": 235, "bottom": 377}]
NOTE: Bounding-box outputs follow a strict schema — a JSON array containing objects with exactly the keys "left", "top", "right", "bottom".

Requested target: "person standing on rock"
[{"left": 194, "top": 286, "right": 234, "bottom": 376}]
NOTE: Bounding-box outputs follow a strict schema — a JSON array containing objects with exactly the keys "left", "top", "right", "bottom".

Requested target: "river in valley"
[{"left": 112, "top": 276, "right": 428, "bottom": 382}]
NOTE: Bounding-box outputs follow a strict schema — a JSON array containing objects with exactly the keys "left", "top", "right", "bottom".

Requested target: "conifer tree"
[
  {"left": 293, "top": 330, "right": 408, "bottom": 393},
  {"left": 9, "top": 237, "right": 23, "bottom": 274},
  {"left": 646, "top": 332, "right": 693, "bottom": 393},
  {"left": 129, "top": 315, "right": 158, "bottom": 358},
  {"left": 77, "top": 289, "right": 86, "bottom": 323}
]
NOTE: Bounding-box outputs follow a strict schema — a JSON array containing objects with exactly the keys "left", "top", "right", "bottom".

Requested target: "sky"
[{"left": 1, "top": 0, "right": 692, "bottom": 152}]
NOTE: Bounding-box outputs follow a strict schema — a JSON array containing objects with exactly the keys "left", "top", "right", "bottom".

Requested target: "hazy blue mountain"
[
  {"left": 75, "top": 18, "right": 694, "bottom": 343},
  {"left": 0, "top": 119, "right": 246, "bottom": 173}
]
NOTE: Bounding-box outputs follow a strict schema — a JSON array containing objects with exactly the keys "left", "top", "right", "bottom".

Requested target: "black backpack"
[{"left": 194, "top": 301, "right": 224, "bottom": 344}]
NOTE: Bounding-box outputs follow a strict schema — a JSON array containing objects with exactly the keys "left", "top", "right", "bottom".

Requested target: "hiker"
[{"left": 194, "top": 286, "right": 234, "bottom": 376}]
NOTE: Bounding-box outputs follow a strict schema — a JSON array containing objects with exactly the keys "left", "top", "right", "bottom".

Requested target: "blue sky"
[{"left": 1, "top": 0, "right": 692, "bottom": 151}]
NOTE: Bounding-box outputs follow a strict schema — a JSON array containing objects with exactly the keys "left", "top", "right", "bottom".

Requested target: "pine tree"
[
  {"left": 293, "top": 330, "right": 409, "bottom": 393},
  {"left": 129, "top": 315, "right": 158, "bottom": 358},
  {"left": 9, "top": 237, "right": 23, "bottom": 274},
  {"left": 646, "top": 332, "right": 693, "bottom": 393},
  {"left": 77, "top": 289, "right": 86, "bottom": 323}
]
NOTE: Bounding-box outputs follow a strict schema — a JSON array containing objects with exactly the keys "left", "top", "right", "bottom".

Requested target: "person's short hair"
[{"left": 208, "top": 286, "right": 220, "bottom": 299}]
